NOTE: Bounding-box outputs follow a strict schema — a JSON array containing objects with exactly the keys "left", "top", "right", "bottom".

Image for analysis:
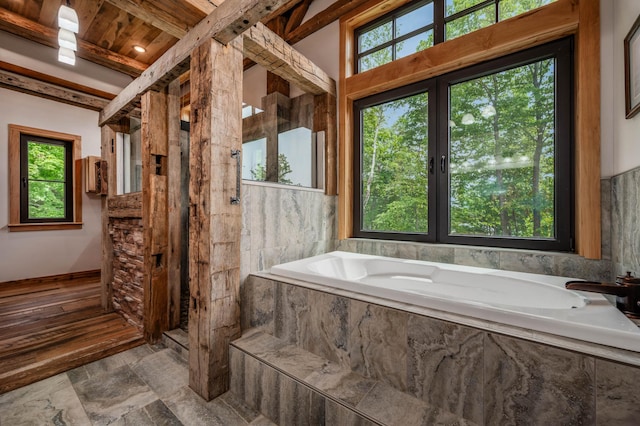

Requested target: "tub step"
[{"left": 230, "top": 329, "right": 473, "bottom": 426}]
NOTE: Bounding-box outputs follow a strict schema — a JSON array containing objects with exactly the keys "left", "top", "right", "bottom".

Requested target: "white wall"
[
  {"left": 0, "top": 30, "right": 131, "bottom": 281},
  {"left": 603, "top": 0, "right": 640, "bottom": 176},
  {"left": 0, "top": 89, "right": 105, "bottom": 281}
]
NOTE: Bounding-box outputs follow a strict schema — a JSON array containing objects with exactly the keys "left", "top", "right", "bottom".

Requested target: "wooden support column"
[
  {"left": 100, "top": 125, "right": 117, "bottom": 311},
  {"left": 314, "top": 92, "right": 337, "bottom": 195},
  {"left": 141, "top": 90, "right": 169, "bottom": 343},
  {"left": 189, "top": 36, "right": 243, "bottom": 401},
  {"left": 266, "top": 17, "right": 290, "bottom": 97},
  {"left": 262, "top": 92, "right": 291, "bottom": 182},
  {"left": 167, "top": 79, "right": 182, "bottom": 329}
]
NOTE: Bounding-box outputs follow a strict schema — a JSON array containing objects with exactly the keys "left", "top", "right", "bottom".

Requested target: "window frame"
[
  {"left": 8, "top": 125, "right": 82, "bottom": 232},
  {"left": 353, "top": 38, "right": 574, "bottom": 251},
  {"left": 339, "top": 0, "right": 600, "bottom": 258}
]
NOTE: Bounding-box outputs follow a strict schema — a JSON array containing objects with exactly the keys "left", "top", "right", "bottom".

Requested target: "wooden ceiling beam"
[
  {"left": 0, "top": 68, "right": 111, "bottom": 111},
  {"left": 99, "top": 0, "right": 291, "bottom": 125},
  {"left": 0, "top": 7, "right": 147, "bottom": 77},
  {"left": 104, "top": 0, "right": 190, "bottom": 39},
  {"left": 243, "top": 23, "right": 336, "bottom": 96},
  {"left": 284, "top": 0, "right": 312, "bottom": 36}
]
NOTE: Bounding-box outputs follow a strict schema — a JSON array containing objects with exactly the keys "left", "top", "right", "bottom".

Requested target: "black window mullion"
[
  {"left": 444, "top": 0, "right": 495, "bottom": 23},
  {"left": 435, "top": 77, "right": 450, "bottom": 243},
  {"left": 434, "top": 0, "right": 445, "bottom": 44}
]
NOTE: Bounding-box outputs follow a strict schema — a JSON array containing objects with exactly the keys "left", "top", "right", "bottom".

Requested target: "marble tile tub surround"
[
  {"left": 611, "top": 167, "right": 640, "bottom": 279},
  {"left": 243, "top": 275, "right": 640, "bottom": 425},
  {"left": 240, "top": 181, "right": 338, "bottom": 282},
  {"left": 0, "top": 343, "right": 274, "bottom": 426}
]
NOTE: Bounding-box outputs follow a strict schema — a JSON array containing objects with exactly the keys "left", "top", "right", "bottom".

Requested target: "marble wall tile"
[
  {"left": 484, "top": 333, "right": 595, "bottom": 425},
  {"left": 415, "top": 244, "right": 456, "bottom": 264},
  {"left": 499, "top": 251, "right": 555, "bottom": 275},
  {"left": 304, "top": 363, "right": 377, "bottom": 408},
  {"left": 0, "top": 373, "right": 91, "bottom": 426},
  {"left": 407, "top": 315, "right": 484, "bottom": 424},
  {"left": 229, "top": 347, "right": 246, "bottom": 400},
  {"left": 278, "top": 373, "right": 325, "bottom": 425},
  {"left": 453, "top": 247, "right": 500, "bottom": 268},
  {"left": 275, "top": 283, "right": 350, "bottom": 366},
  {"left": 242, "top": 350, "right": 281, "bottom": 422},
  {"left": 611, "top": 168, "right": 640, "bottom": 278},
  {"left": 595, "top": 359, "right": 640, "bottom": 425},
  {"left": 601, "top": 178, "right": 612, "bottom": 261},
  {"left": 349, "top": 301, "right": 408, "bottom": 391},
  {"left": 324, "top": 399, "right": 378, "bottom": 426},
  {"left": 554, "top": 256, "right": 611, "bottom": 282},
  {"left": 241, "top": 275, "right": 275, "bottom": 333}
]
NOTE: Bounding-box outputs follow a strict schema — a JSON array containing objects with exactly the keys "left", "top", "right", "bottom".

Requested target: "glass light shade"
[
  {"left": 58, "top": 47, "right": 76, "bottom": 65},
  {"left": 58, "top": 28, "right": 77, "bottom": 51},
  {"left": 58, "top": 5, "right": 79, "bottom": 33}
]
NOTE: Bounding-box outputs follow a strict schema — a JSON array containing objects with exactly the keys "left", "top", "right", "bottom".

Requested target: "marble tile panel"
[
  {"left": 349, "top": 300, "right": 408, "bottom": 391},
  {"left": 249, "top": 184, "right": 281, "bottom": 252},
  {"left": 554, "top": 255, "right": 611, "bottom": 282},
  {"left": 112, "top": 399, "right": 183, "bottom": 426},
  {"left": 453, "top": 247, "right": 500, "bottom": 268},
  {"left": 0, "top": 373, "right": 91, "bottom": 426},
  {"left": 241, "top": 183, "right": 252, "bottom": 253},
  {"left": 163, "top": 386, "right": 249, "bottom": 426},
  {"left": 357, "top": 382, "right": 471, "bottom": 426},
  {"left": 499, "top": 251, "right": 555, "bottom": 275},
  {"left": 415, "top": 244, "right": 456, "bottom": 264},
  {"left": 73, "top": 364, "right": 158, "bottom": 425},
  {"left": 304, "top": 362, "right": 376, "bottom": 407},
  {"left": 218, "top": 391, "right": 262, "bottom": 424},
  {"left": 601, "top": 178, "right": 612, "bottom": 260},
  {"left": 275, "top": 283, "right": 350, "bottom": 366},
  {"left": 407, "top": 315, "right": 484, "bottom": 424},
  {"left": 278, "top": 373, "right": 325, "bottom": 425},
  {"left": 242, "top": 351, "right": 280, "bottom": 422},
  {"left": 241, "top": 275, "right": 275, "bottom": 333},
  {"left": 230, "top": 347, "right": 246, "bottom": 399},
  {"left": 611, "top": 173, "right": 623, "bottom": 265},
  {"left": 595, "top": 359, "right": 640, "bottom": 425},
  {"left": 324, "top": 399, "right": 378, "bottom": 426},
  {"left": 484, "top": 333, "right": 595, "bottom": 425},
  {"left": 131, "top": 348, "right": 189, "bottom": 399},
  {"left": 278, "top": 188, "right": 307, "bottom": 247}
]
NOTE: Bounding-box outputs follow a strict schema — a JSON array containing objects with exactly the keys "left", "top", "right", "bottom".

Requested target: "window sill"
[{"left": 8, "top": 222, "right": 83, "bottom": 232}]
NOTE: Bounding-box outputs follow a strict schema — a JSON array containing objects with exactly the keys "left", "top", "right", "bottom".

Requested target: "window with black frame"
[
  {"left": 19, "top": 134, "right": 73, "bottom": 223},
  {"left": 354, "top": 38, "right": 573, "bottom": 251},
  {"left": 355, "top": 0, "right": 557, "bottom": 73}
]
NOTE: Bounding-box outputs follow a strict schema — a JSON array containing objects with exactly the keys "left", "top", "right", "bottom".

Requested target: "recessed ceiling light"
[{"left": 133, "top": 45, "right": 146, "bottom": 53}]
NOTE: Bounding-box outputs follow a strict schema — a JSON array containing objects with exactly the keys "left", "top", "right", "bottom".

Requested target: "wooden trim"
[
  {"left": 0, "top": 269, "right": 100, "bottom": 286},
  {"left": 8, "top": 125, "right": 83, "bottom": 232},
  {"left": 7, "top": 222, "right": 83, "bottom": 232},
  {"left": 107, "top": 193, "right": 143, "bottom": 218},
  {"left": 574, "top": 0, "right": 601, "bottom": 259},
  {"left": 339, "top": 0, "right": 601, "bottom": 258},
  {"left": 167, "top": 79, "right": 182, "bottom": 330},
  {"left": 0, "top": 61, "right": 116, "bottom": 101}
]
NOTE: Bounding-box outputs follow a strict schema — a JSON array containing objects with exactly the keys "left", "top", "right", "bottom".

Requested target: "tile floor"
[{"left": 0, "top": 343, "right": 275, "bottom": 425}]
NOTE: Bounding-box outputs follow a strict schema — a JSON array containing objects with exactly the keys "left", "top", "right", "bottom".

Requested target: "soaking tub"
[{"left": 270, "top": 251, "right": 640, "bottom": 353}]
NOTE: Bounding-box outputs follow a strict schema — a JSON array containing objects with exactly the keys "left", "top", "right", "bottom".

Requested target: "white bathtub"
[{"left": 270, "top": 251, "right": 640, "bottom": 353}]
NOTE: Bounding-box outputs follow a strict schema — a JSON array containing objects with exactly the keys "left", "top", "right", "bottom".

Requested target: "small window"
[
  {"left": 9, "top": 125, "right": 82, "bottom": 231},
  {"left": 355, "top": 0, "right": 556, "bottom": 73}
]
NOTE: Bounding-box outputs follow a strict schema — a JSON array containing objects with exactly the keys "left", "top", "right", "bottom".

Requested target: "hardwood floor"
[{"left": 0, "top": 271, "right": 144, "bottom": 394}]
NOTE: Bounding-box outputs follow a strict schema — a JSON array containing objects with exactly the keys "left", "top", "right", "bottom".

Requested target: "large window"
[
  {"left": 354, "top": 38, "right": 573, "bottom": 250},
  {"left": 355, "top": 0, "right": 556, "bottom": 73},
  {"left": 8, "top": 125, "right": 82, "bottom": 231}
]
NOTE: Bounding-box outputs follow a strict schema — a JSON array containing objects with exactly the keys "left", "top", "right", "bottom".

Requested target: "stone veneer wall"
[
  {"left": 240, "top": 274, "right": 640, "bottom": 425},
  {"left": 110, "top": 218, "right": 144, "bottom": 330},
  {"left": 611, "top": 168, "right": 640, "bottom": 279}
]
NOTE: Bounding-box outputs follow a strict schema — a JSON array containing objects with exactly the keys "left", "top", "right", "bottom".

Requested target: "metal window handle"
[
  {"left": 230, "top": 149, "right": 241, "bottom": 205},
  {"left": 429, "top": 157, "right": 435, "bottom": 175},
  {"left": 440, "top": 155, "right": 447, "bottom": 173},
  {"left": 22, "top": 177, "right": 27, "bottom": 188}
]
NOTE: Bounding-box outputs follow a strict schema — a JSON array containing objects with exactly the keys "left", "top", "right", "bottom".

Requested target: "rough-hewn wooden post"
[
  {"left": 189, "top": 36, "right": 243, "bottom": 401},
  {"left": 141, "top": 90, "right": 169, "bottom": 343},
  {"left": 100, "top": 125, "right": 117, "bottom": 311},
  {"left": 167, "top": 79, "right": 182, "bottom": 329}
]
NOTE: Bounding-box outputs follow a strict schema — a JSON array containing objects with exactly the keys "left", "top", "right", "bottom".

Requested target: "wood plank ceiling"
[{"left": 0, "top": 0, "right": 365, "bottom": 79}]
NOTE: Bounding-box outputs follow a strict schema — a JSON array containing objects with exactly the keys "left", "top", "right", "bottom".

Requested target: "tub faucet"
[{"left": 566, "top": 272, "right": 640, "bottom": 318}]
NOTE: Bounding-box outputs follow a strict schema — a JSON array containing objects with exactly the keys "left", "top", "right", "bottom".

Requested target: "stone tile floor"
[{"left": 0, "top": 343, "right": 275, "bottom": 425}]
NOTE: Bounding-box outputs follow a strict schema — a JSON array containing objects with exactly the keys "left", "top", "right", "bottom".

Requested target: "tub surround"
[
  {"left": 236, "top": 274, "right": 640, "bottom": 425},
  {"left": 612, "top": 167, "right": 640, "bottom": 278}
]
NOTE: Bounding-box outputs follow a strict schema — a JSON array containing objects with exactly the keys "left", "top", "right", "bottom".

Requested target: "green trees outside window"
[
  {"left": 20, "top": 135, "right": 73, "bottom": 222},
  {"left": 354, "top": 39, "right": 573, "bottom": 250}
]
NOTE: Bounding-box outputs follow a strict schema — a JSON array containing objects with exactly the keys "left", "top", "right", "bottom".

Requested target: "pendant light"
[{"left": 57, "top": 1, "right": 79, "bottom": 65}]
